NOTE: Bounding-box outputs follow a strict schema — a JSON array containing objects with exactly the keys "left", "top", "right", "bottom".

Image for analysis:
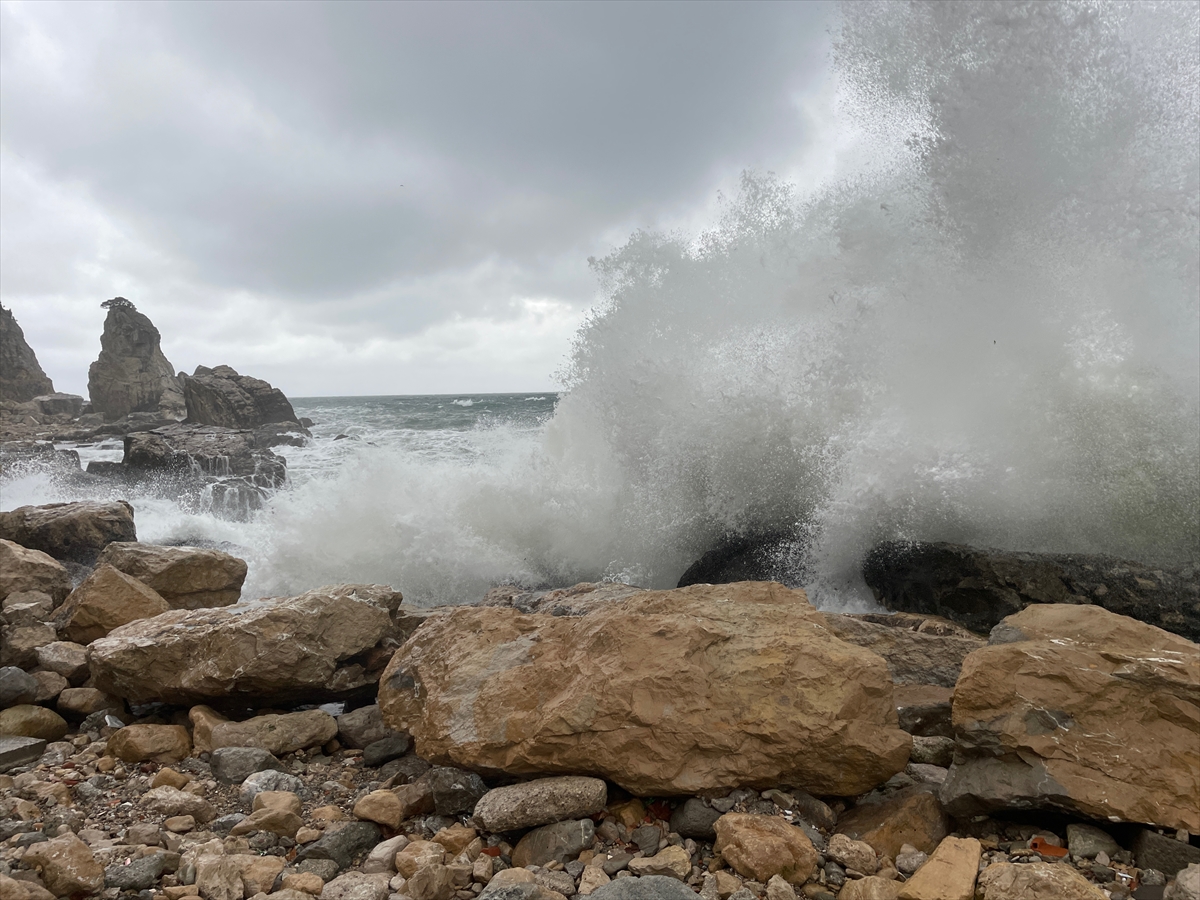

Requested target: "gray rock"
[
  {"left": 211, "top": 814, "right": 247, "bottom": 835},
  {"left": 601, "top": 850, "right": 634, "bottom": 876},
  {"left": 0, "top": 305, "right": 55, "bottom": 402},
  {"left": 479, "top": 887, "right": 546, "bottom": 900},
  {"left": 336, "top": 705, "right": 391, "bottom": 749},
  {"left": 240, "top": 769, "right": 304, "bottom": 804},
  {"left": 180, "top": 365, "right": 301, "bottom": 430},
  {"left": 298, "top": 858, "right": 341, "bottom": 882},
  {"left": 0, "top": 501, "right": 137, "bottom": 565},
  {"left": 36, "top": 641, "right": 89, "bottom": 685},
  {"left": 513, "top": 818, "right": 595, "bottom": 867},
  {"left": 0, "top": 667, "right": 39, "bottom": 707},
  {"left": 417, "top": 766, "right": 488, "bottom": 816},
  {"left": 318, "top": 871, "right": 390, "bottom": 900},
  {"left": 362, "top": 733, "right": 410, "bottom": 768},
  {"left": 588, "top": 875, "right": 700, "bottom": 899},
  {"left": 0, "top": 735, "right": 47, "bottom": 772},
  {"left": 535, "top": 870, "right": 576, "bottom": 896},
  {"left": 669, "top": 798, "right": 721, "bottom": 841},
  {"left": 105, "top": 854, "right": 165, "bottom": 890},
  {"left": 787, "top": 788, "right": 837, "bottom": 832},
  {"left": 472, "top": 776, "right": 607, "bottom": 832},
  {"left": 1067, "top": 824, "right": 1122, "bottom": 860},
  {"left": 87, "top": 299, "right": 185, "bottom": 422},
  {"left": 210, "top": 747, "right": 283, "bottom": 785},
  {"left": 630, "top": 824, "right": 661, "bottom": 854},
  {"left": 1133, "top": 829, "right": 1200, "bottom": 877},
  {"left": 910, "top": 735, "right": 954, "bottom": 768},
  {"left": 294, "top": 821, "right": 381, "bottom": 870}
]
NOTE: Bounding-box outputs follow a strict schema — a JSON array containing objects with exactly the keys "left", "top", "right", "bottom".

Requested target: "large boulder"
[
  {"left": 941, "top": 603, "right": 1200, "bottom": 832},
  {"left": 96, "top": 542, "right": 247, "bottom": 609},
  {"left": 0, "top": 539, "right": 72, "bottom": 605},
  {"left": 379, "top": 581, "right": 911, "bottom": 796},
  {"left": 53, "top": 564, "right": 170, "bottom": 644},
  {"left": 180, "top": 365, "right": 301, "bottom": 428},
  {"left": 87, "top": 584, "right": 404, "bottom": 706},
  {"left": 0, "top": 501, "right": 136, "bottom": 563},
  {"left": 863, "top": 541, "right": 1200, "bottom": 642},
  {"left": 87, "top": 298, "right": 186, "bottom": 422},
  {"left": 0, "top": 304, "right": 54, "bottom": 402},
  {"left": 123, "top": 424, "right": 288, "bottom": 487},
  {"left": 824, "top": 612, "right": 985, "bottom": 688}
]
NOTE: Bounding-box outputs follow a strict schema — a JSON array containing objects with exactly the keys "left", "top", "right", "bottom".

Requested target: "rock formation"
[
  {"left": 0, "top": 304, "right": 54, "bottom": 402},
  {"left": 379, "top": 581, "right": 912, "bottom": 797},
  {"left": 0, "top": 500, "right": 137, "bottom": 564},
  {"left": 863, "top": 540, "right": 1200, "bottom": 642},
  {"left": 941, "top": 603, "right": 1200, "bottom": 832},
  {"left": 87, "top": 298, "right": 186, "bottom": 422},
  {"left": 96, "top": 542, "right": 247, "bottom": 609},
  {"left": 180, "top": 365, "right": 301, "bottom": 429}
]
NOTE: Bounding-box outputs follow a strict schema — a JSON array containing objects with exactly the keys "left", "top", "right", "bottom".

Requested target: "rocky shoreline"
[{"left": 2, "top": 500, "right": 1199, "bottom": 900}]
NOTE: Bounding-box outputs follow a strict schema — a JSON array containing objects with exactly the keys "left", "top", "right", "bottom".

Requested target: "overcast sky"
[{"left": 1, "top": 0, "right": 835, "bottom": 396}]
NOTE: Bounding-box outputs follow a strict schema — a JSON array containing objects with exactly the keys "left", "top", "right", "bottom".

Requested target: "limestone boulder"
[
  {"left": 87, "top": 299, "right": 185, "bottom": 422},
  {"left": 96, "top": 542, "right": 247, "bottom": 609},
  {"left": 21, "top": 832, "right": 104, "bottom": 898},
  {"left": 824, "top": 612, "right": 984, "bottom": 688},
  {"left": 975, "top": 861, "right": 1107, "bottom": 900},
  {"left": 0, "top": 704, "right": 68, "bottom": 740},
  {"left": 209, "top": 709, "right": 338, "bottom": 755},
  {"left": 897, "top": 836, "right": 980, "bottom": 900},
  {"left": 0, "top": 540, "right": 72, "bottom": 605},
  {"left": 107, "top": 724, "right": 192, "bottom": 764},
  {"left": 0, "top": 501, "right": 136, "bottom": 564},
  {"left": 0, "top": 305, "right": 55, "bottom": 403},
  {"left": 713, "top": 813, "right": 818, "bottom": 884},
  {"left": 54, "top": 564, "right": 170, "bottom": 644},
  {"left": 379, "top": 582, "right": 911, "bottom": 796},
  {"left": 87, "top": 583, "right": 404, "bottom": 706},
  {"left": 864, "top": 540, "right": 1200, "bottom": 642},
  {"left": 941, "top": 603, "right": 1200, "bottom": 832}
]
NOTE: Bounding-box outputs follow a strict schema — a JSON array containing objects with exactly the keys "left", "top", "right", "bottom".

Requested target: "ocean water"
[{"left": 4, "top": 0, "right": 1197, "bottom": 610}]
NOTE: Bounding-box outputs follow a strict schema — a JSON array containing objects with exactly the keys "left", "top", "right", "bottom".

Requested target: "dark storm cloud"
[{"left": 0, "top": 0, "right": 833, "bottom": 392}]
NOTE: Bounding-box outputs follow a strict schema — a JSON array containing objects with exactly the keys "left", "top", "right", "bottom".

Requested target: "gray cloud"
[{"left": 1, "top": 0, "right": 833, "bottom": 394}]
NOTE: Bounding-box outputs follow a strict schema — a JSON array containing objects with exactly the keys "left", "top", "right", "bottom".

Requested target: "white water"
[{"left": 6, "top": 1, "right": 1198, "bottom": 608}]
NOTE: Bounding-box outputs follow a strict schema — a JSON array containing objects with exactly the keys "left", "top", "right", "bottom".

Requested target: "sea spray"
[{"left": 5, "top": 0, "right": 1196, "bottom": 608}]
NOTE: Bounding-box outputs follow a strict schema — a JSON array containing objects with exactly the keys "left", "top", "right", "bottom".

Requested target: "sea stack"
[
  {"left": 0, "top": 303, "right": 55, "bottom": 402},
  {"left": 86, "top": 298, "right": 186, "bottom": 422}
]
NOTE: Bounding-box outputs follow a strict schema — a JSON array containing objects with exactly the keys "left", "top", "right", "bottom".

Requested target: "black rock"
[
  {"left": 294, "top": 821, "right": 381, "bottom": 870},
  {"left": 362, "top": 733, "right": 411, "bottom": 768},
  {"left": 862, "top": 541, "right": 1200, "bottom": 641},
  {"left": 105, "top": 855, "right": 164, "bottom": 891},
  {"left": 676, "top": 530, "right": 804, "bottom": 587},
  {"left": 669, "top": 798, "right": 721, "bottom": 841},
  {"left": 417, "top": 766, "right": 488, "bottom": 816},
  {"left": 210, "top": 747, "right": 284, "bottom": 785},
  {"left": 211, "top": 814, "right": 247, "bottom": 835},
  {"left": 630, "top": 824, "right": 662, "bottom": 854},
  {"left": 1132, "top": 828, "right": 1200, "bottom": 878}
]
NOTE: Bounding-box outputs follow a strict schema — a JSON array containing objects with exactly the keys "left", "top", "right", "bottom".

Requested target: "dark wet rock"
[
  {"left": 1132, "top": 829, "right": 1200, "bottom": 877},
  {"left": 511, "top": 818, "right": 595, "bottom": 867},
  {"left": 294, "top": 821, "right": 381, "bottom": 870},
  {"left": 0, "top": 304, "right": 54, "bottom": 402},
  {"left": 669, "top": 798, "right": 721, "bottom": 840},
  {"left": 180, "top": 365, "right": 304, "bottom": 430},
  {"left": 0, "top": 667, "right": 41, "bottom": 707},
  {"left": 863, "top": 540, "right": 1200, "bottom": 641},
  {"left": 893, "top": 684, "right": 954, "bottom": 738},
  {"left": 87, "top": 298, "right": 186, "bottom": 422},
  {"left": 0, "top": 735, "right": 47, "bottom": 772},
  {"left": 209, "top": 747, "right": 284, "bottom": 785},
  {"left": 361, "top": 733, "right": 411, "bottom": 768},
  {"left": 123, "top": 424, "right": 288, "bottom": 488},
  {"left": 676, "top": 530, "right": 803, "bottom": 587},
  {"left": 416, "top": 766, "right": 489, "bottom": 816},
  {"left": 824, "top": 612, "right": 984, "bottom": 688},
  {"left": 0, "top": 501, "right": 136, "bottom": 564},
  {"left": 105, "top": 854, "right": 164, "bottom": 890}
]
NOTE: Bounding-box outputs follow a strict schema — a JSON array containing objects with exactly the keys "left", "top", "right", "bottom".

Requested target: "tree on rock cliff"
[{"left": 87, "top": 299, "right": 186, "bottom": 422}]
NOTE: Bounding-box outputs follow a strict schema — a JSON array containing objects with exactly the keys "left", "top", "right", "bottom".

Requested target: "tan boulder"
[
  {"left": 141, "top": 785, "right": 215, "bottom": 823},
  {"left": 628, "top": 845, "right": 691, "bottom": 879},
  {"left": 54, "top": 564, "right": 169, "bottom": 644},
  {"left": 230, "top": 807, "right": 303, "bottom": 838},
  {"left": 473, "top": 776, "right": 607, "bottom": 831},
  {"left": 395, "top": 841, "right": 444, "bottom": 878},
  {"left": 87, "top": 584, "right": 403, "bottom": 706},
  {"left": 975, "top": 861, "right": 1107, "bottom": 900},
  {"left": 34, "top": 642, "right": 89, "bottom": 684},
  {"left": 898, "top": 837, "right": 981, "bottom": 900},
  {"left": 209, "top": 709, "right": 338, "bottom": 755},
  {"left": 234, "top": 854, "right": 286, "bottom": 896},
  {"left": 107, "top": 724, "right": 192, "bottom": 764},
  {"left": 1, "top": 623, "right": 56, "bottom": 669},
  {"left": 188, "top": 705, "right": 229, "bottom": 753},
  {"left": 353, "top": 790, "right": 405, "bottom": 830},
  {"left": 826, "top": 833, "right": 879, "bottom": 875},
  {"left": 713, "top": 812, "right": 818, "bottom": 884},
  {"left": 943, "top": 604, "right": 1200, "bottom": 832},
  {"left": 840, "top": 879, "right": 902, "bottom": 900},
  {"left": 57, "top": 687, "right": 123, "bottom": 717},
  {"left": 379, "top": 582, "right": 911, "bottom": 796},
  {"left": 21, "top": 832, "right": 104, "bottom": 898},
  {"left": 96, "top": 541, "right": 247, "bottom": 609},
  {"left": 835, "top": 787, "right": 950, "bottom": 859},
  {"left": 431, "top": 824, "right": 477, "bottom": 856},
  {"left": 0, "top": 704, "right": 68, "bottom": 741},
  {"left": 0, "top": 873, "right": 56, "bottom": 900},
  {"left": 0, "top": 539, "right": 71, "bottom": 605},
  {"left": 0, "top": 501, "right": 136, "bottom": 564},
  {"left": 253, "top": 790, "right": 302, "bottom": 815}
]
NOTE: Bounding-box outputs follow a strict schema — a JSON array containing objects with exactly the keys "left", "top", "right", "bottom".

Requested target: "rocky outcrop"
[
  {"left": 180, "top": 365, "right": 301, "bottom": 429},
  {"left": 87, "top": 298, "right": 185, "bottom": 422},
  {"left": 379, "top": 581, "right": 911, "bottom": 797},
  {"left": 96, "top": 542, "right": 246, "bottom": 609},
  {"left": 0, "top": 501, "right": 136, "bottom": 564},
  {"left": 0, "top": 304, "right": 54, "bottom": 403},
  {"left": 863, "top": 540, "right": 1200, "bottom": 642},
  {"left": 87, "top": 584, "right": 405, "bottom": 706},
  {"left": 123, "top": 425, "right": 288, "bottom": 486},
  {"left": 941, "top": 603, "right": 1200, "bottom": 832},
  {"left": 675, "top": 531, "right": 803, "bottom": 587}
]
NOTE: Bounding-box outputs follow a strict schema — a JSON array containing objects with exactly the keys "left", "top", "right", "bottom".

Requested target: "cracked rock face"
[
  {"left": 380, "top": 581, "right": 912, "bottom": 797},
  {"left": 87, "top": 302, "right": 186, "bottom": 422},
  {"left": 942, "top": 602, "right": 1200, "bottom": 832},
  {"left": 0, "top": 305, "right": 54, "bottom": 403}
]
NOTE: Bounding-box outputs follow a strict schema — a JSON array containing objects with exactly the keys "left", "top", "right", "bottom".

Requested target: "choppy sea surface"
[{"left": 4, "top": 1, "right": 1197, "bottom": 611}]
